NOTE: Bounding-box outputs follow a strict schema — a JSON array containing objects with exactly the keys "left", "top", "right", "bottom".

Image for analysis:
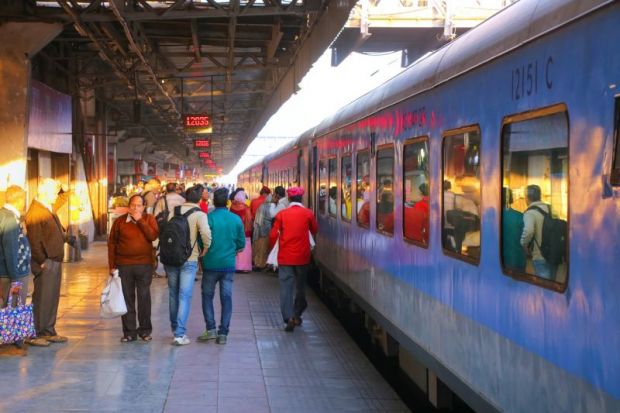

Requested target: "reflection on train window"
[
  {"left": 501, "top": 108, "right": 568, "bottom": 288},
  {"left": 611, "top": 97, "right": 620, "bottom": 186},
  {"left": 376, "top": 146, "right": 394, "bottom": 235},
  {"left": 328, "top": 158, "right": 338, "bottom": 217},
  {"left": 356, "top": 150, "right": 370, "bottom": 227},
  {"left": 341, "top": 155, "right": 352, "bottom": 221},
  {"left": 442, "top": 128, "right": 481, "bottom": 263},
  {"left": 318, "top": 160, "right": 327, "bottom": 215},
  {"left": 403, "top": 138, "right": 429, "bottom": 246}
]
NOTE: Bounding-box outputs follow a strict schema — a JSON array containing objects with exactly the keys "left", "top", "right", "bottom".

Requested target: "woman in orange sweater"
[{"left": 108, "top": 194, "right": 159, "bottom": 342}]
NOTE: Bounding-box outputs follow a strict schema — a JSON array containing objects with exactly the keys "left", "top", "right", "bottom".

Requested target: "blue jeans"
[
  {"left": 201, "top": 271, "right": 234, "bottom": 336},
  {"left": 532, "top": 259, "right": 556, "bottom": 280},
  {"left": 278, "top": 265, "right": 308, "bottom": 323},
  {"left": 165, "top": 261, "right": 198, "bottom": 337}
]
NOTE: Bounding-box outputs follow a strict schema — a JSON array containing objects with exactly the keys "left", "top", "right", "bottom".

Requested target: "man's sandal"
[{"left": 139, "top": 335, "right": 152, "bottom": 342}]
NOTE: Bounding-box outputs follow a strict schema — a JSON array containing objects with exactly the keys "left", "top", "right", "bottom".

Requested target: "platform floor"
[{"left": 0, "top": 242, "right": 408, "bottom": 413}]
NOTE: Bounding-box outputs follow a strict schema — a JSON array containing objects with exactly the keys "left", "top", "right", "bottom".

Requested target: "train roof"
[{"left": 314, "top": 0, "right": 612, "bottom": 137}]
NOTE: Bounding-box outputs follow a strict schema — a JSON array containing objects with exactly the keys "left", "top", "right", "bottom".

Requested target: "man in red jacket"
[{"left": 269, "top": 186, "right": 318, "bottom": 332}]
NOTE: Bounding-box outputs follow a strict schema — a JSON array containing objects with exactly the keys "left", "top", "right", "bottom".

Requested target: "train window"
[
  {"left": 356, "top": 150, "right": 370, "bottom": 228},
  {"left": 318, "top": 160, "right": 327, "bottom": 215},
  {"left": 328, "top": 158, "right": 338, "bottom": 217},
  {"left": 403, "top": 137, "right": 429, "bottom": 247},
  {"left": 376, "top": 145, "right": 394, "bottom": 235},
  {"left": 611, "top": 97, "right": 620, "bottom": 186},
  {"left": 501, "top": 106, "right": 568, "bottom": 290},
  {"left": 341, "top": 155, "right": 352, "bottom": 221},
  {"left": 442, "top": 127, "right": 481, "bottom": 263}
]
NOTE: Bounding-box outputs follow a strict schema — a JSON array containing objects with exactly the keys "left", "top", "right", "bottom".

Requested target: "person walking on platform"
[
  {"left": 250, "top": 186, "right": 270, "bottom": 220},
  {"left": 269, "top": 186, "right": 288, "bottom": 219},
  {"left": 161, "top": 185, "right": 211, "bottom": 346},
  {"left": 252, "top": 192, "right": 273, "bottom": 271},
  {"left": 153, "top": 182, "right": 185, "bottom": 278},
  {"left": 0, "top": 185, "right": 32, "bottom": 348},
  {"left": 269, "top": 187, "right": 318, "bottom": 332},
  {"left": 229, "top": 190, "right": 252, "bottom": 273},
  {"left": 25, "top": 178, "right": 68, "bottom": 346},
  {"left": 198, "top": 188, "right": 245, "bottom": 345},
  {"left": 108, "top": 194, "right": 159, "bottom": 342}
]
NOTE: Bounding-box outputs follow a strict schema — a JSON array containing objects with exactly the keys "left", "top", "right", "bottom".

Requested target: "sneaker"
[
  {"left": 216, "top": 335, "right": 227, "bottom": 345},
  {"left": 172, "top": 335, "right": 191, "bottom": 346},
  {"left": 197, "top": 329, "right": 217, "bottom": 342}
]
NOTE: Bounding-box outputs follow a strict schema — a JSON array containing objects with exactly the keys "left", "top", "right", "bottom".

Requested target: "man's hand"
[
  {"left": 199, "top": 248, "right": 208, "bottom": 258},
  {"left": 130, "top": 211, "right": 143, "bottom": 221}
]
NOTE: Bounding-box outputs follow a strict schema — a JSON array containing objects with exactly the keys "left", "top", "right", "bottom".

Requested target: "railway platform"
[{"left": 0, "top": 243, "right": 408, "bottom": 413}]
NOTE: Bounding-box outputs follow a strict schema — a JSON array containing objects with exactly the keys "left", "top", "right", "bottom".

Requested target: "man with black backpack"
[
  {"left": 153, "top": 183, "right": 185, "bottom": 278},
  {"left": 520, "top": 184, "right": 563, "bottom": 281},
  {"left": 159, "top": 185, "right": 211, "bottom": 346}
]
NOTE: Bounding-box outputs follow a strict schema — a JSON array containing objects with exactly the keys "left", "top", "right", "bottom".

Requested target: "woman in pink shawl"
[{"left": 229, "top": 190, "right": 253, "bottom": 272}]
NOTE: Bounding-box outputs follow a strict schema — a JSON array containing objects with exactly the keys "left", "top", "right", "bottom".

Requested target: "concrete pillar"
[{"left": 0, "top": 22, "right": 62, "bottom": 190}]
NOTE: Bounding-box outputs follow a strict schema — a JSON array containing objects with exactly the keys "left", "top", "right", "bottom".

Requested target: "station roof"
[{"left": 0, "top": 0, "right": 356, "bottom": 173}]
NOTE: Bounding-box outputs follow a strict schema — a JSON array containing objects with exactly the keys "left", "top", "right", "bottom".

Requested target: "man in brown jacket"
[
  {"left": 108, "top": 194, "right": 159, "bottom": 342},
  {"left": 25, "top": 178, "right": 68, "bottom": 347}
]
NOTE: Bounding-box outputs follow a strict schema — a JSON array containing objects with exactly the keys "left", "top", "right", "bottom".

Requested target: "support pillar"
[{"left": 0, "top": 22, "right": 62, "bottom": 192}]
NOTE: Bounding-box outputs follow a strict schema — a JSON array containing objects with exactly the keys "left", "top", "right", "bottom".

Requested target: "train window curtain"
[{"left": 328, "top": 158, "right": 338, "bottom": 217}]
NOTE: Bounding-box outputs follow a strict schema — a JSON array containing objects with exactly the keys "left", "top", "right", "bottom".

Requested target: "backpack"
[
  {"left": 155, "top": 196, "right": 169, "bottom": 230},
  {"left": 159, "top": 206, "right": 200, "bottom": 267},
  {"left": 526, "top": 205, "right": 567, "bottom": 266}
]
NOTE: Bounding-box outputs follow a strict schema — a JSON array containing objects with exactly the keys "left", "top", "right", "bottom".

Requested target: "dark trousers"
[
  {"left": 278, "top": 265, "right": 309, "bottom": 323},
  {"left": 118, "top": 264, "right": 153, "bottom": 338},
  {"left": 33, "top": 259, "right": 62, "bottom": 336}
]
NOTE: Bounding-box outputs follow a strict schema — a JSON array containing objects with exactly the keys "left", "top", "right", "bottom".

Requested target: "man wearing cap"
[{"left": 269, "top": 186, "right": 318, "bottom": 332}]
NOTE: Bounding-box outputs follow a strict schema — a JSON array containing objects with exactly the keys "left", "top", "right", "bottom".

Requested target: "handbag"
[
  {"left": 100, "top": 270, "right": 128, "bottom": 318},
  {"left": 0, "top": 282, "right": 36, "bottom": 344},
  {"left": 267, "top": 240, "right": 279, "bottom": 268}
]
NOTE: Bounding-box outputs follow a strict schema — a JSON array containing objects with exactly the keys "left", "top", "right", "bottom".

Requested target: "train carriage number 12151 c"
[{"left": 511, "top": 56, "right": 554, "bottom": 101}]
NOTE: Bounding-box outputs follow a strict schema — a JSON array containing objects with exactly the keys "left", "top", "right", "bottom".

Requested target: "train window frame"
[
  {"left": 441, "top": 125, "right": 482, "bottom": 266},
  {"left": 403, "top": 136, "right": 430, "bottom": 249},
  {"left": 499, "top": 104, "right": 570, "bottom": 293},
  {"left": 611, "top": 96, "right": 620, "bottom": 186},
  {"left": 318, "top": 159, "right": 328, "bottom": 215},
  {"left": 375, "top": 143, "right": 395, "bottom": 237},
  {"left": 328, "top": 157, "right": 338, "bottom": 218},
  {"left": 341, "top": 153, "right": 353, "bottom": 223},
  {"left": 356, "top": 149, "right": 371, "bottom": 229}
]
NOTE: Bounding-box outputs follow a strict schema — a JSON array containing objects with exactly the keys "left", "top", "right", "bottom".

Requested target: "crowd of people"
[
  {"left": 0, "top": 179, "right": 75, "bottom": 349},
  {"left": 106, "top": 178, "right": 318, "bottom": 346},
  {"left": 0, "top": 177, "right": 318, "bottom": 351}
]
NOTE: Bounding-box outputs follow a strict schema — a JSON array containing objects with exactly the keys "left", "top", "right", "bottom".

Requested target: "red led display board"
[
  {"left": 198, "top": 152, "right": 210, "bottom": 159},
  {"left": 183, "top": 114, "right": 212, "bottom": 133},
  {"left": 194, "top": 140, "right": 210, "bottom": 148}
]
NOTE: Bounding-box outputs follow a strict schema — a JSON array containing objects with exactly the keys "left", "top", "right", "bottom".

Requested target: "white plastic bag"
[
  {"left": 309, "top": 231, "right": 316, "bottom": 250},
  {"left": 100, "top": 270, "right": 127, "bottom": 318},
  {"left": 267, "top": 240, "right": 279, "bottom": 268}
]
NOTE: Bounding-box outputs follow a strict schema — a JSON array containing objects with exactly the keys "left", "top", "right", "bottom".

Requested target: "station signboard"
[
  {"left": 193, "top": 139, "right": 210, "bottom": 148},
  {"left": 183, "top": 114, "right": 212, "bottom": 133}
]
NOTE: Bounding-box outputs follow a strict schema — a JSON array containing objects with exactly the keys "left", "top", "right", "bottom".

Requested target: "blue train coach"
[{"left": 239, "top": 0, "right": 620, "bottom": 411}]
